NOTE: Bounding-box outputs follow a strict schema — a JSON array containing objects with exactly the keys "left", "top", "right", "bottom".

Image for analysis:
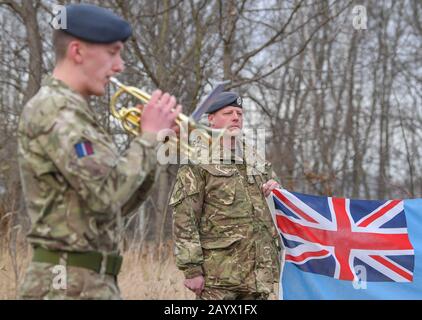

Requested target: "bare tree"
[{"left": 1, "top": 0, "right": 421, "bottom": 249}]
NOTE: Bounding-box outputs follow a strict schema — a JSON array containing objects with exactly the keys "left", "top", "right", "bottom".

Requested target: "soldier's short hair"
[{"left": 53, "top": 29, "right": 76, "bottom": 62}]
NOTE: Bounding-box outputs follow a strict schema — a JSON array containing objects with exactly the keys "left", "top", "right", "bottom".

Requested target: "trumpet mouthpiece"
[{"left": 110, "top": 77, "right": 123, "bottom": 87}]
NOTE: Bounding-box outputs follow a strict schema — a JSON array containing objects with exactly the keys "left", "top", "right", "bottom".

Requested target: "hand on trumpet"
[{"left": 140, "top": 90, "right": 182, "bottom": 135}]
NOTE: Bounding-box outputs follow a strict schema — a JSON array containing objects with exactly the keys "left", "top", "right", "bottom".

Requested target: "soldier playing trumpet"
[{"left": 18, "top": 4, "right": 181, "bottom": 300}]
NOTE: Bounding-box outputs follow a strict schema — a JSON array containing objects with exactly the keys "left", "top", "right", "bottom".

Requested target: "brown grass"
[
  {"left": 1, "top": 241, "right": 278, "bottom": 300},
  {"left": 0, "top": 243, "right": 195, "bottom": 300},
  {"left": 119, "top": 248, "right": 195, "bottom": 300},
  {"left": 0, "top": 244, "right": 31, "bottom": 300}
]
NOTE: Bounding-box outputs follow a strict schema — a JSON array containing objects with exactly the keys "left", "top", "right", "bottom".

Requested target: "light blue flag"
[{"left": 267, "top": 189, "right": 422, "bottom": 299}]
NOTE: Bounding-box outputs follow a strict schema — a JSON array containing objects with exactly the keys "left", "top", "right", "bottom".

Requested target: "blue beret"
[
  {"left": 206, "top": 92, "right": 243, "bottom": 114},
  {"left": 61, "top": 4, "right": 132, "bottom": 44}
]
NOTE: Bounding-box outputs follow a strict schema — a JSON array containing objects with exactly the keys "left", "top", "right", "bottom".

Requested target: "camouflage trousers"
[
  {"left": 19, "top": 262, "right": 121, "bottom": 300},
  {"left": 199, "top": 287, "right": 269, "bottom": 300}
]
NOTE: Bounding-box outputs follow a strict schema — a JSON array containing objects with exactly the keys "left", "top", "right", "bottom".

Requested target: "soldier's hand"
[
  {"left": 262, "top": 179, "right": 280, "bottom": 197},
  {"left": 184, "top": 275, "right": 205, "bottom": 296},
  {"left": 140, "top": 90, "right": 182, "bottom": 134}
]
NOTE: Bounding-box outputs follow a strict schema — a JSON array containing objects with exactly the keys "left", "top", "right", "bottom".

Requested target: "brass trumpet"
[
  {"left": 109, "top": 77, "right": 147, "bottom": 136},
  {"left": 109, "top": 77, "right": 225, "bottom": 161}
]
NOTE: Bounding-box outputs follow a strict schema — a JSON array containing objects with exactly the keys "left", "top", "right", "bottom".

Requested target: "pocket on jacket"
[
  {"left": 201, "top": 236, "right": 244, "bottom": 287},
  {"left": 201, "top": 165, "right": 236, "bottom": 206}
]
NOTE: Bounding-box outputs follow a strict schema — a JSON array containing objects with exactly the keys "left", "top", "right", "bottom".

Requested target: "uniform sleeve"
[
  {"left": 268, "top": 163, "right": 282, "bottom": 186},
  {"left": 121, "top": 163, "right": 160, "bottom": 217},
  {"left": 169, "top": 165, "right": 205, "bottom": 279},
  {"left": 37, "top": 105, "right": 158, "bottom": 217},
  {"left": 262, "top": 162, "right": 283, "bottom": 269}
]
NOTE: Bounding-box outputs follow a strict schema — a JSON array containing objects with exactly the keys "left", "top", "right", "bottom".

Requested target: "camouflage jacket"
[
  {"left": 170, "top": 151, "right": 282, "bottom": 293},
  {"left": 18, "top": 76, "right": 159, "bottom": 254}
]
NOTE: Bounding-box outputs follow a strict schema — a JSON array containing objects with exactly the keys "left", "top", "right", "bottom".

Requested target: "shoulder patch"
[{"left": 74, "top": 141, "right": 94, "bottom": 158}]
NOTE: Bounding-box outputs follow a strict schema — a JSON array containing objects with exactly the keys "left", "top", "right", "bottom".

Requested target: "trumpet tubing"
[
  {"left": 109, "top": 77, "right": 150, "bottom": 135},
  {"left": 109, "top": 77, "right": 226, "bottom": 161}
]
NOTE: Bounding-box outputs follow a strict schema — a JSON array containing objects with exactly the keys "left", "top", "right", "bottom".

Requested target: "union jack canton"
[{"left": 271, "top": 189, "right": 415, "bottom": 283}]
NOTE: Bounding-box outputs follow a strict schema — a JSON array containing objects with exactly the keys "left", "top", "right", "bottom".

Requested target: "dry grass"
[
  {"left": 0, "top": 243, "right": 195, "bottom": 300},
  {"left": 119, "top": 248, "right": 195, "bottom": 300},
  {"left": 1, "top": 241, "right": 277, "bottom": 300},
  {"left": 0, "top": 244, "right": 31, "bottom": 300}
]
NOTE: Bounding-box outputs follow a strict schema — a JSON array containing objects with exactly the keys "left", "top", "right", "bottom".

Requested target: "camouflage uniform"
[
  {"left": 170, "top": 148, "right": 282, "bottom": 300},
  {"left": 17, "top": 76, "right": 159, "bottom": 299}
]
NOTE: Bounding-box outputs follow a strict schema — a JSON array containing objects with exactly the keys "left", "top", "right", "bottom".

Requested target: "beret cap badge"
[{"left": 206, "top": 91, "right": 243, "bottom": 114}]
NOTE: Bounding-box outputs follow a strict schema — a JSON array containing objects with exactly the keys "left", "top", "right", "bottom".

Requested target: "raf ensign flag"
[{"left": 267, "top": 189, "right": 422, "bottom": 299}]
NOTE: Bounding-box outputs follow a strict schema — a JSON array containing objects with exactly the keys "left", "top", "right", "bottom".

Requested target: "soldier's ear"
[
  {"left": 67, "top": 40, "right": 83, "bottom": 64},
  {"left": 208, "top": 114, "right": 214, "bottom": 126}
]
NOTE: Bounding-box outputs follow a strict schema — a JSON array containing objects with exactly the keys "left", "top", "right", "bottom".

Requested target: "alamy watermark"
[
  {"left": 51, "top": 5, "right": 67, "bottom": 30},
  {"left": 155, "top": 123, "right": 267, "bottom": 174},
  {"left": 352, "top": 265, "right": 367, "bottom": 290},
  {"left": 352, "top": 5, "right": 368, "bottom": 30},
  {"left": 52, "top": 265, "right": 67, "bottom": 290}
]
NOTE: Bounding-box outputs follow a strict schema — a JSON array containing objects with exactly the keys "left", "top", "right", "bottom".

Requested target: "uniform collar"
[
  {"left": 42, "top": 75, "right": 88, "bottom": 102},
  {"left": 42, "top": 75, "right": 95, "bottom": 118}
]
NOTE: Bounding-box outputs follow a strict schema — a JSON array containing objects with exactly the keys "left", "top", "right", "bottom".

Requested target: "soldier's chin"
[
  {"left": 226, "top": 127, "right": 242, "bottom": 136},
  {"left": 90, "top": 85, "right": 106, "bottom": 97}
]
